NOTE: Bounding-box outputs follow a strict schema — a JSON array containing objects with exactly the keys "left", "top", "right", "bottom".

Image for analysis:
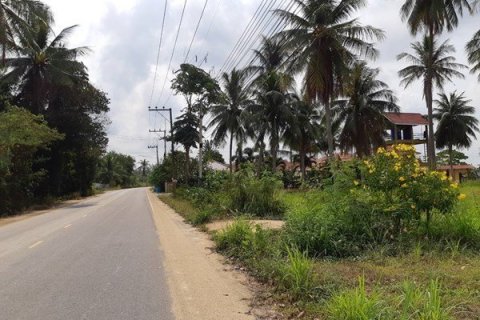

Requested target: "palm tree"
[
  {"left": 400, "top": 0, "right": 472, "bottom": 168},
  {"left": 466, "top": 30, "right": 480, "bottom": 80},
  {"left": 0, "top": 0, "right": 52, "bottom": 63},
  {"left": 209, "top": 68, "right": 251, "bottom": 173},
  {"left": 433, "top": 91, "right": 479, "bottom": 176},
  {"left": 276, "top": 0, "right": 384, "bottom": 158},
  {"left": 334, "top": 62, "right": 399, "bottom": 157},
  {"left": 398, "top": 36, "right": 466, "bottom": 168},
  {"left": 283, "top": 93, "right": 322, "bottom": 180},
  {"left": 400, "top": 0, "right": 472, "bottom": 37},
  {"left": 248, "top": 37, "right": 294, "bottom": 171},
  {"left": 2, "top": 24, "right": 89, "bottom": 114}
]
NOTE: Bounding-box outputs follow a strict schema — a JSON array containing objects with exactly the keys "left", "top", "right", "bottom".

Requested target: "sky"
[{"left": 43, "top": 0, "right": 480, "bottom": 165}]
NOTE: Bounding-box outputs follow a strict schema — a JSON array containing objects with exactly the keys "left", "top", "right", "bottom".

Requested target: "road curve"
[{"left": 0, "top": 188, "right": 173, "bottom": 320}]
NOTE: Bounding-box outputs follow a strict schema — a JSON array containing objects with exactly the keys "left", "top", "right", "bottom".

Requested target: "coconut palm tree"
[
  {"left": 466, "top": 30, "right": 480, "bottom": 80},
  {"left": 248, "top": 37, "right": 294, "bottom": 171},
  {"left": 209, "top": 68, "right": 251, "bottom": 173},
  {"left": 283, "top": 93, "right": 322, "bottom": 180},
  {"left": 334, "top": 62, "right": 399, "bottom": 157},
  {"left": 398, "top": 36, "right": 466, "bottom": 168},
  {"left": 400, "top": 0, "right": 472, "bottom": 168},
  {"left": 2, "top": 23, "right": 89, "bottom": 114},
  {"left": 433, "top": 91, "right": 479, "bottom": 176},
  {"left": 0, "top": 0, "right": 52, "bottom": 63},
  {"left": 275, "top": 0, "right": 384, "bottom": 158},
  {"left": 401, "top": 0, "right": 472, "bottom": 36}
]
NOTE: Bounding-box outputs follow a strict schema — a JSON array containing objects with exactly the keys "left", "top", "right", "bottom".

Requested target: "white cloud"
[{"left": 42, "top": 0, "right": 480, "bottom": 165}]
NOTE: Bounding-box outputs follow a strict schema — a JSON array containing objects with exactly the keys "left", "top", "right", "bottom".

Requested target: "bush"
[
  {"left": 227, "top": 168, "right": 285, "bottom": 217},
  {"left": 214, "top": 220, "right": 254, "bottom": 257}
]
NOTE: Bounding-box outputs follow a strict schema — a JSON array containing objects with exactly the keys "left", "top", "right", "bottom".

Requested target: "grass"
[{"left": 158, "top": 181, "right": 480, "bottom": 319}]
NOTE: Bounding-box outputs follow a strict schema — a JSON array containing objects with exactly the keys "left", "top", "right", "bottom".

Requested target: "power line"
[
  {"left": 218, "top": 0, "right": 270, "bottom": 76},
  {"left": 184, "top": 0, "right": 209, "bottom": 63},
  {"left": 222, "top": 0, "right": 278, "bottom": 74},
  {"left": 230, "top": 0, "right": 291, "bottom": 71},
  {"left": 149, "top": 0, "right": 168, "bottom": 107},
  {"left": 156, "top": 0, "right": 188, "bottom": 107}
]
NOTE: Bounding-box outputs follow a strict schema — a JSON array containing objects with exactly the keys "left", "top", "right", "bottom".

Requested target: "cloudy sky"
[{"left": 43, "top": 0, "right": 480, "bottom": 165}]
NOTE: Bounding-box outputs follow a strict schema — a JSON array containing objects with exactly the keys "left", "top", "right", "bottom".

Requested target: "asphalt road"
[{"left": 0, "top": 188, "right": 174, "bottom": 320}]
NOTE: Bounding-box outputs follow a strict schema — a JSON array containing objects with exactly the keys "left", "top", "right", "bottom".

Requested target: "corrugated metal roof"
[{"left": 384, "top": 112, "right": 429, "bottom": 126}]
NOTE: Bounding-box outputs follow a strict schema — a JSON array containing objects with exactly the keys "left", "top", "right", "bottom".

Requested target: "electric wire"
[
  {"left": 148, "top": 0, "right": 168, "bottom": 107},
  {"left": 218, "top": 0, "right": 269, "bottom": 76},
  {"left": 222, "top": 0, "right": 278, "bottom": 74},
  {"left": 156, "top": 0, "right": 188, "bottom": 107},
  {"left": 184, "top": 0, "right": 209, "bottom": 63}
]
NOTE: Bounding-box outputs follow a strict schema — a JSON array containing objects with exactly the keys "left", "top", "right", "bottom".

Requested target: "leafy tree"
[
  {"left": 400, "top": 0, "right": 472, "bottom": 168},
  {"left": 437, "top": 149, "right": 469, "bottom": 165},
  {"left": 171, "top": 63, "right": 220, "bottom": 179},
  {"left": 209, "top": 68, "right": 251, "bottom": 173},
  {"left": 334, "top": 62, "right": 398, "bottom": 157},
  {"left": 2, "top": 23, "right": 89, "bottom": 114},
  {"left": 466, "top": 29, "right": 480, "bottom": 80},
  {"left": 0, "top": 0, "right": 52, "bottom": 63},
  {"left": 398, "top": 36, "right": 466, "bottom": 168},
  {"left": 0, "top": 106, "right": 62, "bottom": 214},
  {"left": 276, "top": 0, "right": 384, "bottom": 157},
  {"left": 171, "top": 111, "right": 199, "bottom": 176},
  {"left": 433, "top": 91, "right": 479, "bottom": 174},
  {"left": 203, "top": 140, "right": 225, "bottom": 164},
  {"left": 96, "top": 152, "right": 136, "bottom": 188}
]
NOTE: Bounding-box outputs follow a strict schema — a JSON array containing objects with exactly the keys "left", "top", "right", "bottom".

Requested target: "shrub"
[
  {"left": 213, "top": 220, "right": 254, "bottom": 257},
  {"left": 227, "top": 168, "right": 285, "bottom": 217}
]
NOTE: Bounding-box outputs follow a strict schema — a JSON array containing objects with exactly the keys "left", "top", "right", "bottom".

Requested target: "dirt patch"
[
  {"left": 147, "top": 191, "right": 282, "bottom": 320},
  {"left": 206, "top": 220, "right": 285, "bottom": 232}
]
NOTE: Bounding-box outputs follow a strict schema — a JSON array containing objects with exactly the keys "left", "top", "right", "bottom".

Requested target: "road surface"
[{"left": 0, "top": 188, "right": 173, "bottom": 320}]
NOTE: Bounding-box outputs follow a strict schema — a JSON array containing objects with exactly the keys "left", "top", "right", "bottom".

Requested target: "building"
[{"left": 437, "top": 164, "right": 476, "bottom": 182}]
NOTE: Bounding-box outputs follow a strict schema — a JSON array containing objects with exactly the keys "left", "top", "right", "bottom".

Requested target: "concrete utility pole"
[
  {"left": 148, "top": 106, "right": 176, "bottom": 178},
  {"left": 148, "top": 145, "right": 159, "bottom": 166},
  {"left": 150, "top": 129, "right": 167, "bottom": 159}
]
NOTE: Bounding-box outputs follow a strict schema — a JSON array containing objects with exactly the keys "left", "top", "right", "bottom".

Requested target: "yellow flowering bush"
[{"left": 359, "top": 144, "right": 460, "bottom": 230}]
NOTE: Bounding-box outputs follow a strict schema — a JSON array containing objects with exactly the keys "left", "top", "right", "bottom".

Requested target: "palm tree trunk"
[
  {"left": 198, "top": 114, "right": 203, "bottom": 180},
  {"left": 300, "top": 146, "right": 306, "bottom": 181},
  {"left": 271, "top": 120, "right": 278, "bottom": 171},
  {"left": 325, "top": 99, "right": 334, "bottom": 158},
  {"left": 185, "top": 145, "right": 190, "bottom": 178},
  {"left": 426, "top": 30, "right": 437, "bottom": 169},
  {"left": 449, "top": 143, "right": 454, "bottom": 180},
  {"left": 229, "top": 132, "right": 234, "bottom": 174}
]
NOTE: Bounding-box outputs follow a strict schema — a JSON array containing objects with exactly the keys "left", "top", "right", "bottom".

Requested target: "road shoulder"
[{"left": 146, "top": 190, "right": 256, "bottom": 320}]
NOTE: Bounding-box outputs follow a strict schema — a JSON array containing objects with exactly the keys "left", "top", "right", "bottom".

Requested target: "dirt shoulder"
[{"left": 146, "top": 190, "right": 258, "bottom": 320}]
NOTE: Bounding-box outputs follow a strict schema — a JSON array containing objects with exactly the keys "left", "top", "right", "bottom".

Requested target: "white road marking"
[{"left": 28, "top": 241, "right": 44, "bottom": 249}]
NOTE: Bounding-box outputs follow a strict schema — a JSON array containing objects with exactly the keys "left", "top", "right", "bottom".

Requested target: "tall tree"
[
  {"left": 0, "top": 0, "right": 52, "bottom": 63},
  {"left": 283, "top": 93, "right": 322, "bottom": 180},
  {"left": 398, "top": 36, "right": 466, "bottom": 168},
  {"left": 171, "top": 63, "right": 219, "bottom": 179},
  {"left": 2, "top": 23, "right": 89, "bottom": 114},
  {"left": 248, "top": 37, "right": 293, "bottom": 171},
  {"left": 334, "top": 62, "right": 398, "bottom": 157},
  {"left": 171, "top": 111, "right": 199, "bottom": 177},
  {"left": 276, "top": 0, "right": 384, "bottom": 158},
  {"left": 466, "top": 29, "right": 480, "bottom": 80},
  {"left": 400, "top": 0, "right": 472, "bottom": 168},
  {"left": 433, "top": 91, "right": 479, "bottom": 175},
  {"left": 209, "top": 68, "right": 251, "bottom": 173}
]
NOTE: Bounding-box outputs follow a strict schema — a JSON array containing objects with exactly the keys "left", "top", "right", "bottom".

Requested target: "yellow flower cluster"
[{"left": 458, "top": 193, "right": 467, "bottom": 200}]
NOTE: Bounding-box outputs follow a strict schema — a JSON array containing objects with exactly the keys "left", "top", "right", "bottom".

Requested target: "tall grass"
[
  {"left": 327, "top": 276, "right": 387, "bottom": 320},
  {"left": 279, "top": 247, "right": 317, "bottom": 299}
]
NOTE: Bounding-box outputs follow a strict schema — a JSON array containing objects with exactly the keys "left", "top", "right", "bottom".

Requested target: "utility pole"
[
  {"left": 149, "top": 129, "right": 167, "bottom": 159},
  {"left": 148, "top": 106, "right": 174, "bottom": 155},
  {"left": 148, "top": 145, "right": 159, "bottom": 166},
  {"left": 148, "top": 106, "right": 175, "bottom": 177}
]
